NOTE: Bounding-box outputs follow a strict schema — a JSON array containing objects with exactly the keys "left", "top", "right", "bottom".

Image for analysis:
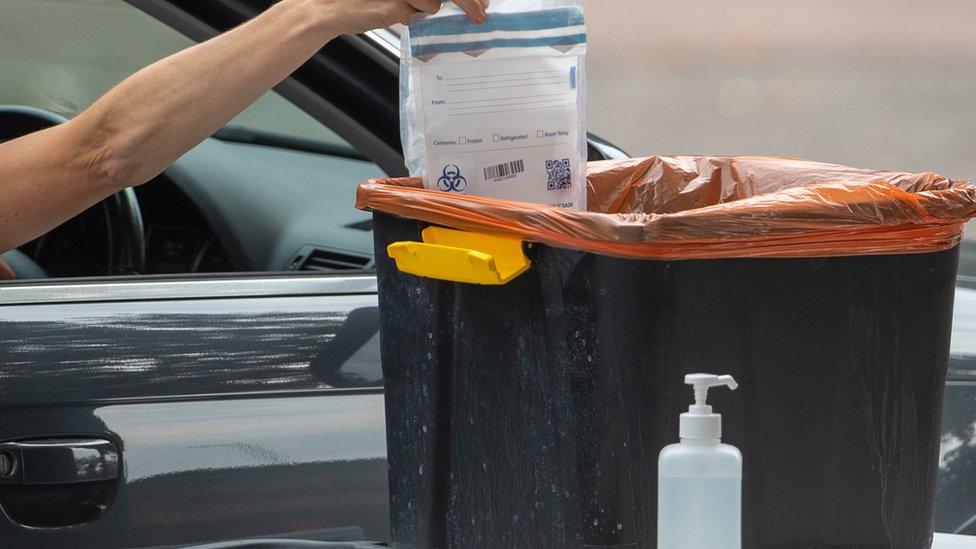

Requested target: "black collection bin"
[{"left": 360, "top": 156, "right": 976, "bottom": 548}]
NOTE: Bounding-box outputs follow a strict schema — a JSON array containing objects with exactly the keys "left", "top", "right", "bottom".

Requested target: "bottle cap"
[{"left": 679, "top": 373, "right": 738, "bottom": 440}]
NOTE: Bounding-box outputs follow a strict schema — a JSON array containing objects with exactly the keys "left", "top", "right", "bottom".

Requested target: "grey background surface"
[{"left": 582, "top": 0, "right": 976, "bottom": 238}]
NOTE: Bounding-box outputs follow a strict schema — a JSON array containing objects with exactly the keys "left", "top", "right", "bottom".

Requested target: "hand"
[
  {"left": 407, "top": 0, "right": 489, "bottom": 23},
  {"left": 0, "top": 258, "right": 14, "bottom": 281},
  {"left": 318, "top": 0, "right": 489, "bottom": 36}
]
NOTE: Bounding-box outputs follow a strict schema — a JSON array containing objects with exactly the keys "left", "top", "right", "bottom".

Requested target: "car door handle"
[{"left": 0, "top": 438, "right": 120, "bottom": 485}]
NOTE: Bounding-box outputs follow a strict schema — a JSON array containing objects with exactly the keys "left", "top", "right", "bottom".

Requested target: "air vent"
[{"left": 288, "top": 246, "right": 373, "bottom": 272}]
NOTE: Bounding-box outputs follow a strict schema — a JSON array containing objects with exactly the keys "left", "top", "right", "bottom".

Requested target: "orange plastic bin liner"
[{"left": 356, "top": 156, "right": 976, "bottom": 260}]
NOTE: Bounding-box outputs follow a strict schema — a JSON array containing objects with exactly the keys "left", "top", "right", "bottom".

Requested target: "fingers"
[
  {"left": 404, "top": 0, "right": 488, "bottom": 24},
  {"left": 451, "top": 0, "right": 488, "bottom": 23}
]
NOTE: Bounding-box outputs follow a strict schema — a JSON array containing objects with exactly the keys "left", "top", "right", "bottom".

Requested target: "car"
[{"left": 0, "top": 0, "right": 972, "bottom": 547}]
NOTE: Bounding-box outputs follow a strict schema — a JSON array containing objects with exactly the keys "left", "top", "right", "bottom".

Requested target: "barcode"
[{"left": 483, "top": 159, "right": 525, "bottom": 182}]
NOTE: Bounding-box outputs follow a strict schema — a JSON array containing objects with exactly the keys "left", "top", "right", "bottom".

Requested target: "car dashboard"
[{"left": 160, "top": 136, "right": 385, "bottom": 274}]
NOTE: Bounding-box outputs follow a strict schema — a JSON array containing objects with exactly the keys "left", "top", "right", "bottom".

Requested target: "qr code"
[{"left": 546, "top": 158, "right": 572, "bottom": 190}]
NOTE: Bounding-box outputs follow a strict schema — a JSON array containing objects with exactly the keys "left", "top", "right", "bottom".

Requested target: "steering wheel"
[{"left": 0, "top": 105, "right": 145, "bottom": 279}]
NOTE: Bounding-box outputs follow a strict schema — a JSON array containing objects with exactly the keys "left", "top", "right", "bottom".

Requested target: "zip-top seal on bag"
[{"left": 400, "top": 0, "right": 588, "bottom": 210}]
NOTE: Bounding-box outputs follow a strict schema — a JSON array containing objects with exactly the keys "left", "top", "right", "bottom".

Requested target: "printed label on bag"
[{"left": 416, "top": 54, "right": 584, "bottom": 208}]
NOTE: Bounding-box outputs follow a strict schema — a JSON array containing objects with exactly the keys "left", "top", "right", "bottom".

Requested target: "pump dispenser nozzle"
[
  {"left": 686, "top": 373, "right": 737, "bottom": 410},
  {"left": 679, "top": 373, "right": 738, "bottom": 441}
]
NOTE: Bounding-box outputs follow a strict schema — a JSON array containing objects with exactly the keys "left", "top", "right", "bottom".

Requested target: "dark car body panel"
[
  {"left": 0, "top": 396, "right": 387, "bottom": 547},
  {"left": 0, "top": 276, "right": 389, "bottom": 547},
  {"left": 938, "top": 283, "right": 976, "bottom": 535},
  {"left": 937, "top": 380, "right": 976, "bottom": 535},
  {"left": 0, "top": 295, "right": 381, "bottom": 403}
]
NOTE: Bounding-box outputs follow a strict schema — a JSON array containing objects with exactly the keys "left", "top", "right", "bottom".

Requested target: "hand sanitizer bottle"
[{"left": 658, "top": 373, "right": 742, "bottom": 549}]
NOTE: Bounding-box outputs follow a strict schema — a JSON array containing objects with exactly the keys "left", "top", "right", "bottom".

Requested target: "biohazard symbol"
[{"left": 437, "top": 164, "right": 467, "bottom": 192}]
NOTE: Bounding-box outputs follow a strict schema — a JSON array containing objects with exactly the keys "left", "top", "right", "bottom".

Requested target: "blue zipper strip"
[
  {"left": 410, "top": 7, "right": 585, "bottom": 39},
  {"left": 411, "top": 33, "right": 587, "bottom": 58}
]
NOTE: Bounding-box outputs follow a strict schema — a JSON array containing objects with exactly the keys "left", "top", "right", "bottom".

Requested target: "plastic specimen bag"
[{"left": 400, "top": 0, "right": 588, "bottom": 210}]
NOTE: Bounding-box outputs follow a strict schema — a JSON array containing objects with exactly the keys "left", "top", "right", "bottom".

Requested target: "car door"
[
  {"left": 0, "top": 274, "right": 388, "bottom": 547},
  {"left": 0, "top": 1, "right": 398, "bottom": 545}
]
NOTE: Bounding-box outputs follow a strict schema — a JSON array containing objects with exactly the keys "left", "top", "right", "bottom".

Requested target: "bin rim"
[{"left": 356, "top": 155, "right": 976, "bottom": 260}]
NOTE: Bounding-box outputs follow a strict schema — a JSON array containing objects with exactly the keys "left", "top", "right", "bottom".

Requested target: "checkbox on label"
[
  {"left": 537, "top": 130, "right": 545, "bottom": 139},
  {"left": 459, "top": 137, "right": 468, "bottom": 145},
  {"left": 493, "top": 134, "right": 500, "bottom": 142}
]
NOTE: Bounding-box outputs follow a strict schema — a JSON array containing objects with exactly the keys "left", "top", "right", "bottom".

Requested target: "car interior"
[{"left": 0, "top": 0, "right": 386, "bottom": 281}]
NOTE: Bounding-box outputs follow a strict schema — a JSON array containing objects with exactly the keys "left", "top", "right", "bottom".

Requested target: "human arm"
[{"left": 0, "top": 0, "right": 486, "bottom": 252}]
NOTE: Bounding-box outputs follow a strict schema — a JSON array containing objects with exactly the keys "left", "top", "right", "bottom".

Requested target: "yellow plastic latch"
[{"left": 387, "top": 227, "right": 530, "bottom": 285}]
